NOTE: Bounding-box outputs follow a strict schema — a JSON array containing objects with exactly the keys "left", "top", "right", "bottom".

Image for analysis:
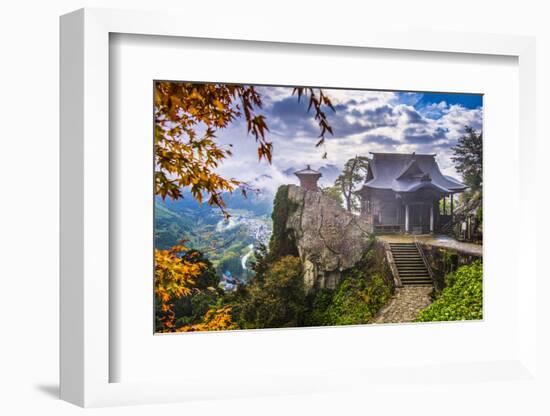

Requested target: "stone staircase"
[{"left": 389, "top": 243, "right": 433, "bottom": 286}]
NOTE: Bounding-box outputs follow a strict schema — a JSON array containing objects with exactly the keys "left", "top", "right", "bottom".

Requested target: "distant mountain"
[
  {"left": 283, "top": 167, "right": 296, "bottom": 176},
  {"left": 253, "top": 174, "right": 273, "bottom": 181},
  {"left": 156, "top": 188, "right": 272, "bottom": 218},
  {"left": 318, "top": 164, "right": 340, "bottom": 185}
]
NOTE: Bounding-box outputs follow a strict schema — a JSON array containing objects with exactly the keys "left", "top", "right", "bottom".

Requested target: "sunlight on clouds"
[{"left": 212, "top": 86, "right": 482, "bottom": 189}]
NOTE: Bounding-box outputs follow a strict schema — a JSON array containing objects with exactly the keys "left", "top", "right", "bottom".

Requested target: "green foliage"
[
  {"left": 415, "top": 261, "right": 483, "bottom": 322},
  {"left": 155, "top": 196, "right": 264, "bottom": 282},
  {"left": 173, "top": 289, "right": 220, "bottom": 327},
  {"left": 305, "top": 289, "right": 334, "bottom": 326},
  {"left": 269, "top": 185, "right": 299, "bottom": 259},
  {"left": 324, "top": 271, "right": 391, "bottom": 325},
  {"left": 334, "top": 156, "right": 369, "bottom": 212},
  {"left": 305, "top": 244, "right": 392, "bottom": 326},
  {"left": 441, "top": 249, "right": 459, "bottom": 275},
  {"left": 452, "top": 126, "right": 482, "bottom": 193},
  {"left": 237, "top": 256, "right": 306, "bottom": 329},
  {"left": 249, "top": 243, "right": 270, "bottom": 283},
  {"left": 217, "top": 251, "right": 242, "bottom": 277},
  {"left": 155, "top": 182, "right": 398, "bottom": 331},
  {"left": 323, "top": 186, "right": 344, "bottom": 206},
  {"left": 182, "top": 249, "right": 220, "bottom": 289}
]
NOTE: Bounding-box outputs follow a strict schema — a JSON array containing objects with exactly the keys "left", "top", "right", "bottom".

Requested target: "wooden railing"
[
  {"left": 384, "top": 243, "right": 402, "bottom": 287},
  {"left": 373, "top": 224, "right": 403, "bottom": 234},
  {"left": 415, "top": 241, "right": 435, "bottom": 285}
]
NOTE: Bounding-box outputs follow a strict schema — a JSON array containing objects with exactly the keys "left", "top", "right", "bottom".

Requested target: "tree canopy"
[
  {"left": 334, "top": 156, "right": 370, "bottom": 212},
  {"left": 153, "top": 82, "right": 336, "bottom": 333},
  {"left": 451, "top": 126, "right": 482, "bottom": 193},
  {"left": 154, "top": 82, "right": 335, "bottom": 215}
]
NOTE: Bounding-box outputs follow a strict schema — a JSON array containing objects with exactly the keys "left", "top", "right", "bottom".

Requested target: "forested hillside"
[{"left": 155, "top": 190, "right": 272, "bottom": 283}]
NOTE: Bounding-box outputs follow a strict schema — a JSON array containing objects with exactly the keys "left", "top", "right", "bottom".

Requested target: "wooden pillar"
[
  {"left": 405, "top": 204, "right": 409, "bottom": 233},
  {"left": 450, "top": 194, "right": 454, "bottom": 219},
  {"left": 430, "top": 204, "right": 434, "bottom": 233}
]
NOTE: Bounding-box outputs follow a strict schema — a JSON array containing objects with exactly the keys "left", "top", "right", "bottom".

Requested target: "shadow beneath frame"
[{"left": 34, "top": 383, "right": 59, "bottom": 399}]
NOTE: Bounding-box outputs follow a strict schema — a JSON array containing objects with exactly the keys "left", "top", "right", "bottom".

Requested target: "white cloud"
[{"left": 210, "top": 87, "right": 482, "bottom": 188}]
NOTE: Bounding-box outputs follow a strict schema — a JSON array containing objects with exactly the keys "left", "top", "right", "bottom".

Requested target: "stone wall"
[{"left": 419, "top": 243, "right": 482, "bottom": 292}]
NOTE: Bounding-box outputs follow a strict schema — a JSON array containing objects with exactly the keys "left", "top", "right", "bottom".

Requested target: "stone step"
[
  {"left": 389, "top": 243, "right": 433, "bottom": 287},
  {"left": 395, "top": 260, "right": 425, "bottom": 263},
  {"left": 397, "top": 266, "right": 427, "bottom": 269},
  {"left": 401, "top": 276, "right": 432, "bottom": 282},
  {"left": 397, "top": 267, "right": 426, "bottom": 270},
  {"left": 395, "top": 259, "right": 425, "bottom": 263},
  {"left": 401, "top": 282, "right": 433, "bottom": 286},
  {"left": 401, "top": 277, "right": 432, "bottom": 282}
]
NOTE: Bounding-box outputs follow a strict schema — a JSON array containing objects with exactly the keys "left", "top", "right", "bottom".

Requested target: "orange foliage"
[
  {"left": 154, "top": 243, "right": 206, "bottom": 330},
  {"left": 176, "top": 306, "right": 238, "bottom": 332},
  {"left": 154, "top": 243, "right": 238, "bottom": 332},
  {"left": 154, "top": 82, "right": 334, "bottom": 217}
]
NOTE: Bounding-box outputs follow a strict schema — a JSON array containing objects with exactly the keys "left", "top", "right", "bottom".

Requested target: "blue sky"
[
  {"left": 414, "top": 92, "right": 483, "bottom": 111},
  {"left": 213, "top": 86, "right": 483, "bottom": 194}
]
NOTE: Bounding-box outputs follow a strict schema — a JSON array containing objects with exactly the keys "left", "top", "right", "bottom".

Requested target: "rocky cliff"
[{"left": 271, "top": 185, "right": 373, "bottom": 292}]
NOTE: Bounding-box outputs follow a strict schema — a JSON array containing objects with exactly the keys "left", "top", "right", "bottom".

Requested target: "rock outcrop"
[{"left": 279, "top": 185, "right": 372, "bottom": 291}]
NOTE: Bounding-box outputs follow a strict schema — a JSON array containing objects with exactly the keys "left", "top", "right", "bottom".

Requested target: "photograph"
[{"left": 154, "top": 81, "right": 483, "bottom": 333}]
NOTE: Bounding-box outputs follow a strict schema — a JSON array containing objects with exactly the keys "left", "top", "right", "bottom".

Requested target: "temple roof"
[
  {"left": 294, "top": 165, "right": 322, "bottom": 176},
  {"left": 359, "top": 152, "right": 467, "bottom": 194}
]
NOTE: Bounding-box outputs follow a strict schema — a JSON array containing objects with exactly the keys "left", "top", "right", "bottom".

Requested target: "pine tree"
[
  {"left": 334, "top": 156, "right": 370, "bottom": 212},
  {"left": 451, "top": 126, "right": 482, "bottom": 192}
]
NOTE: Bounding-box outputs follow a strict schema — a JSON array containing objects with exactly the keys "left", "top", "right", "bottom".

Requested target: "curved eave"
[
  {"left": 294, "top": 172, "right": 322, "bottom": 178},
  {"left": 359, "top": 182, "right": 467, "bottom": 194},
  {"left": 396, "top": 181, "right": 452, "bottom": 194},
  {"left": 448, "top": 185, "right": 468, "bottom": 193}
]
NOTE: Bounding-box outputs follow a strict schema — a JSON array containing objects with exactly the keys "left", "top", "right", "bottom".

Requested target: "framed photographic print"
[
  {"left": 60, "top": 7, "right": 538, "bottom": 408},
  {"left": 151, "top": 81, "right": 483, "bottom": 334}
]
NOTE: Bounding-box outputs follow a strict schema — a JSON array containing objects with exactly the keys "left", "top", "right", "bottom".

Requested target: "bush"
[
  {"left": 415, "top": 261, "right": 483, "bottom": 322},
  {"left": 305, "top": 264, "right": 392, "bottom": 327},
  {"left": 305, "top": 289, "right": 334, "bottom": 326},
  {"left": 238, "top": 255, "right": 305, "bottom": 329},
  {"left": 324, "top": 271, "right": 391, "bottom": 325}
]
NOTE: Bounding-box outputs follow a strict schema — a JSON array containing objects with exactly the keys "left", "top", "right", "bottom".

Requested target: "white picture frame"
[{"left": 60, "top": 8, "right": 538, "bottom": 408}]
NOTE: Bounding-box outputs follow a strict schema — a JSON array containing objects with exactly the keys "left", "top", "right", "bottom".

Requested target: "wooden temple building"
[{"left": 356, "top": 152, "right": 467, "bottom": 234}]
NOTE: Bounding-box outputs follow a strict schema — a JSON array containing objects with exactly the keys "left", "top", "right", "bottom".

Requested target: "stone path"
[
  {"left": 377, "top": 234, "right": 482, "bottom": 257},
  {"left": 372, "top": 286, "right": 433, "bottom": 324}
]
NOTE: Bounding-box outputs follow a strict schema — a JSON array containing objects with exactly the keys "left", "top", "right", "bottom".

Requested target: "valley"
[{"left": 155, "top": 192, "right": 273, "bottom": 284}]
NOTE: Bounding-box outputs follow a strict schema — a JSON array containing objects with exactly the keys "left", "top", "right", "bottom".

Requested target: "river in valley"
[{"left": 241, "top": 244, "right": 254, "bottom": 270}]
